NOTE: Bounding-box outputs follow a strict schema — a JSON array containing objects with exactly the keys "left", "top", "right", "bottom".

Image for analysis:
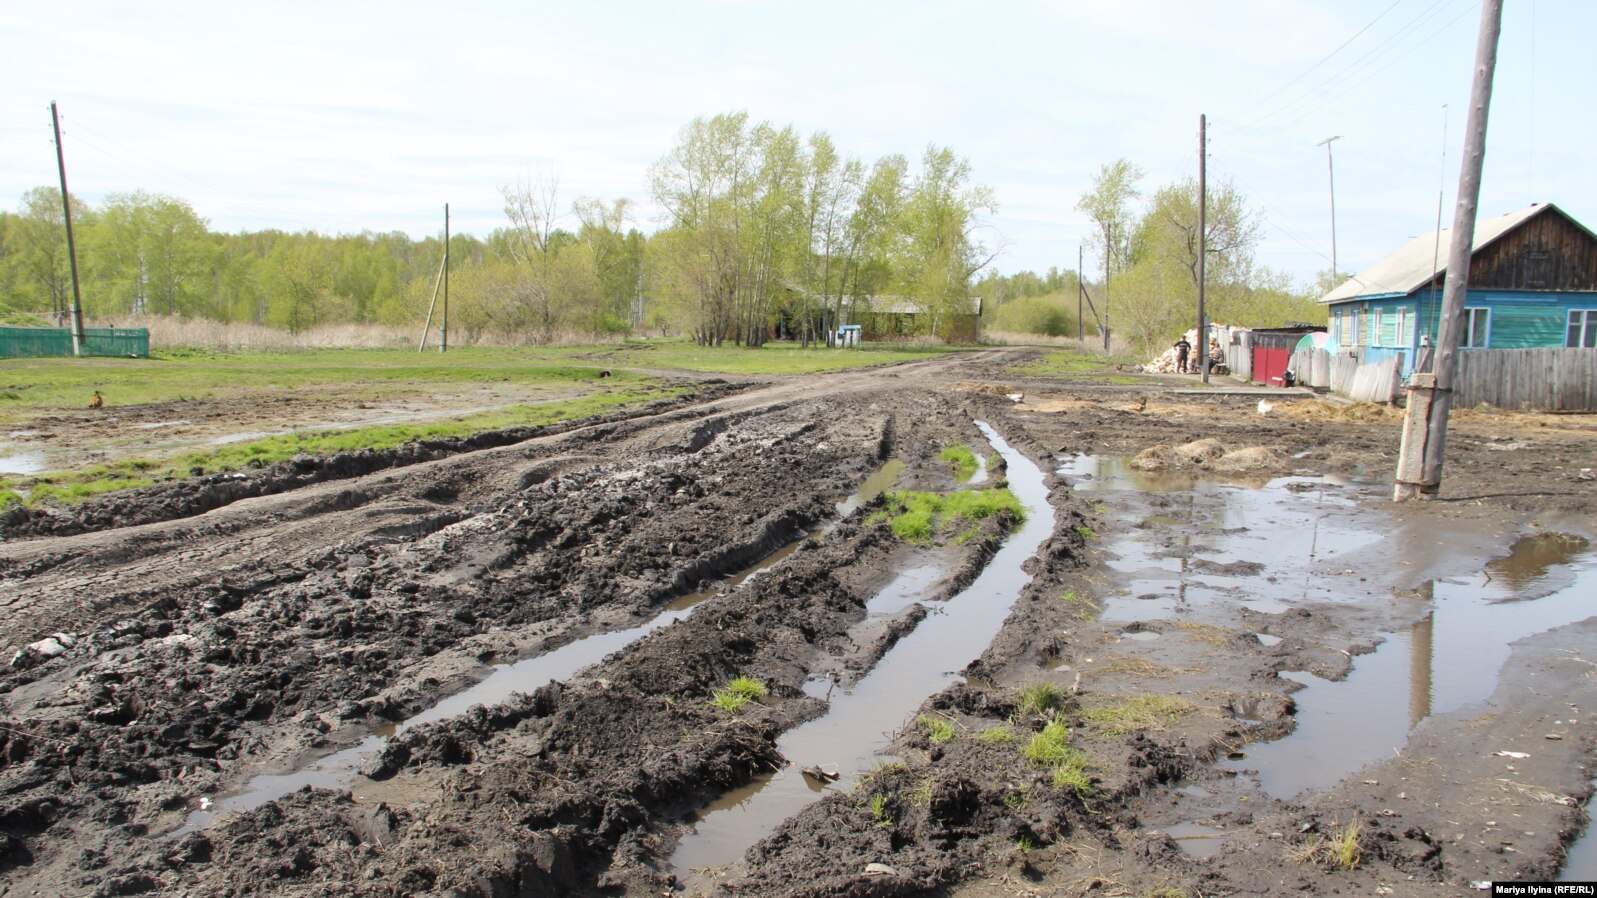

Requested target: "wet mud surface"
[{"left": 3, "top": 348, "right": 1596, "bottom": 897}]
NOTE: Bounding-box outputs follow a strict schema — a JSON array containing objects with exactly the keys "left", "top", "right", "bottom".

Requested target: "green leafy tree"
[{"left": 1076, "top": 159, "right": 1144, "bottom": 346}]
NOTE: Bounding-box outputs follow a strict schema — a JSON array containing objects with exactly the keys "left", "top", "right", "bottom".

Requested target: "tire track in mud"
[{"left": 0, "top": 353, "right": 1025, "bottom": 897}]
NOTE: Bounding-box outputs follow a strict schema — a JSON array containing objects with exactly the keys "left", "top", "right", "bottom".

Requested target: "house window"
[
  {"left": 1348, "top": 308, "right": 1360, "bottom": 347},
  {"left": 1374, "top": 309, "right": 1386, "bottom": 345},
  {"left": 1570, "top": 310, "right": 1597, "bottom": 348},
  {"left": 1463, "top": 307, "right": 1490, "bottom": 348},
  {"left": 1396, "top": 307, "right": 1409, "bottom": 347}
]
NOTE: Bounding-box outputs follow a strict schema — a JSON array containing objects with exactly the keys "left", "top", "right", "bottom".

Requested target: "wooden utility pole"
[
  {"left": 1102, "top": 224, "right": 1112, "bottom": 354},
  {"left": 1198, "top": 113, "right": 1210, "bottom": 384},
  {"left": 440, "top": 203, "right": 449, "bottom": 352},
  {"left": 1394, "top": 0, "right": 1502, "bottom": 501},
  {"left": 1077, "top": 245, "right": 1084, "bottom": 343},
  {"left": 50, "top": 102, "right": 86, "bottom": 356}
]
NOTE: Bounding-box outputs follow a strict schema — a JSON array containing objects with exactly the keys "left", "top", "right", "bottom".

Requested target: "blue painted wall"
[{"left": 1328, "top": 288, "right": 1597, "bottom": 377}]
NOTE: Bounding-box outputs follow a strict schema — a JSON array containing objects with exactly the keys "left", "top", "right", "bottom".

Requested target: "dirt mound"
[{"left": 1131, "top": 439, "right": 1291, "bottom": 477}]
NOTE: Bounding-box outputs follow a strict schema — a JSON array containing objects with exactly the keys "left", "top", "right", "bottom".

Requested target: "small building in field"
[
  {"left": 841, "top": 295, "right": 983, "bottom": 343},
  {"left": 1319, "top": 203, "right": 1597, "bottom": 377}
]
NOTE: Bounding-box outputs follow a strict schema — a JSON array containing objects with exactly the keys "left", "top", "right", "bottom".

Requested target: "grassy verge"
[
  {"left": 1008, "top": 347, "right": 1143, "bottom": 384},
  {"left": 1, "top": 385, "right": 680, "bottom": 508},
  {"left": 938, "top": 443, "right": 980, "bottom": 480}
]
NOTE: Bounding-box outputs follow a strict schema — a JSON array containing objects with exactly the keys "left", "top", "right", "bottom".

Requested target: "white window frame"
[
  {"left": 1570, "top": 309, "right": 1597, "bottom": 348},
  {"left": 1396, "top": 307, "right": 1409, "bottom": 347},
  {"left": 1463, "top": 307, "right": 1491, "bottom": 348},
  {"left": 1348, "top": 308, "right": 1361, "bottom": 347},
  {"left": 1374, "top": 308, "right": 1386, "bottom": 345}
]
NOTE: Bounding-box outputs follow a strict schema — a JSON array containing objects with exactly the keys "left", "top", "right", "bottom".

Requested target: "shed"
[
  {"left": 1319, "top": 203, "right": 1597, "bottom": 377},
  {"left": 840, "top": 295, "right": 983, "bottom": 343}
]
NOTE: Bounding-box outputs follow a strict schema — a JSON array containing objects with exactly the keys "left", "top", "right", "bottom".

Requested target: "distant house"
[
  {"left": 1319, "top": 203, "right": 1597, "bottom": 376},
  {"left": 841, "top": 295, "right": 983, "bottom": 343}
]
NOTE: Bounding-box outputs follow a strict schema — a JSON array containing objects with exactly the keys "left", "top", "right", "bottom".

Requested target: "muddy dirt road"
[{"left": 2, "top": 348, "right": 1595, "bottom": 898}]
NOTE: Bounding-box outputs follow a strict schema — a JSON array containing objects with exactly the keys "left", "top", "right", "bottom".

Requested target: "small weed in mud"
[
  {"left": 707, "top": 690, "right": 750, "bottom": 713},
  {"left": 1075, "top": 524, "right": 1098, "bottom": 541},
  {"left": 1017, "top": 681, "right": 1063, "bottom": 716},
  {"left": 1051, "top": 757, "right": 1093, "bottom": 797},
  {"left": 1294, "top": 821, "right": 1363, "bottom": 871},
  {"left": 1094, "top": 656, "right": 1191, "bottom": 678},
  {"left": 868, "top": 794, "right": 894, "bottom": 828},
  {"left": 909, "top": 780, "right": 934, "bottom": 808},
  {"left": 1023, "top": 720, "right": 1080, "bottom": 767},
  {"left": 856, "top": 760, "right": 907, "bottom": 787},
  {"left": 939, "top": 443, "right": 980, "bottom": 480},
  {"left": 977, "top": 724, "right": 1017, "bottom": 744},
  {"left": 708, "top": 675, "right": 767, "bottom": 713},
  {"left": 725, "top": 676, "right": 767, "bottom": 699},
  {"left": 872, "top": 488, "right": 1023, "bottom": 544},
  {"left": 1082, "top": 694, "right": 1195, "bottom": 735},
  {"left": 1014, "top": 835, "right": 1035, "bottom": 854},
  {"left": 920, "top": 714, "right": 957, "bottom": 744},
  {"left": 1002, "top": 786, "right": 1031, "bottom": 810},
  {"left": 1146, "top": 889, "right": 1190, "bottom": 898}
]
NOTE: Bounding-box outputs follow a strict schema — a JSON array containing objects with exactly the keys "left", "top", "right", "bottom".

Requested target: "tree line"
[{"left": 0, "top": 112, "right": 1002, "bottom": 345}]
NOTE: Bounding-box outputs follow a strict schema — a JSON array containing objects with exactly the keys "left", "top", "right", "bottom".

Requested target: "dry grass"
[
  {"left": 1080, "top": 694, "right": 1197, "bottom": 735},
  {"left": 1090, "top": 656, "right": 1195, "bottom": 678},
  {"left": 105, "top": 315, "right": 635, "bottom": 352},
  {"left": 1169, "top": 621, "right": 1234, "bottom": 647},
  {"left": 1291, "top": 821, "right": 1364, "bottom": 871}
]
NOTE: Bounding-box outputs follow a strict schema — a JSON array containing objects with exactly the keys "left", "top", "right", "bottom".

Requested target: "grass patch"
[
  {"left": 7, "top": 386, "right": 678, "bottom": 507},
  {"left": 938, "top": 443, "right": 980, "bottom": 480},
  {"left": 1081, "top": 694, "right": 1195, "bottom": 735},
  {"left": 1022, "top": 720, "right": 1077, "bottom": 767},
  {"left": 976, "top": 724, "right": 1017, "bottom": 744},
  {"left": 1051, "top": 755, "right": 1093, "bottom": 797},
  {"left": 1075, "top": 524, "right": 1098, "bottom": 541},
  {"left": 870, "top": 488, "right": 1023, "bottom": 544},
  {"left": 708, "top": 674, "right": 768, "bottom": 714},
  {"left": 867, "top": 794, "right": 894, "bottom": 828},
  {"left": 725, "top": 676, "right": 767, "bottom": 700},
  {"left": 1293, "top": 821, "right": 1363, "bottom": 871},
  {"left": 1002, "top": 786, "right": 1031, "bottom": 810},
  {"left": 919, "top": 714, "right": 957, "bottom": 744},
  {"left": 1092, "top": 656, "right": 1193, "bottom": 678},
  {"left": 1017, "top": 681, "right": 1063, "bottom": 716},
  {"left": 1008, "top": 348, "right": 1142, "bottom": 385}
]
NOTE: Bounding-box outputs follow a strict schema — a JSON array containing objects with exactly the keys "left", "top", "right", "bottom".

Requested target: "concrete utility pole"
[
  {"left": 50, "top": 102, "right": 86, "bottom": 356},
  {"left": 440, "top": 203, "right": 449, "bottom": 352},
  {"left": 1317, "top": 135, "right": 1342, "bottom": 281},
  {"left": 1394, "top": 0, "right": 1502, "bottom": 501},
  {"left": 1198, "top": 113, "right": 1210, "bottom": 384}
]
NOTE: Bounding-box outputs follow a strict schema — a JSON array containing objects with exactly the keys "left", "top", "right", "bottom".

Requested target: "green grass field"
[
  {"left": 0, "top": 339, "right": 968, "bottom": 507},
  {"left": 1007, "top": 347, "right": 1144, "bottom": 384}
]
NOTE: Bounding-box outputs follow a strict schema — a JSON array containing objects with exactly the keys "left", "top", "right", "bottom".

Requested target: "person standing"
[{"left": 1174, "top": 337, "right": 1192, "bottom": 374}]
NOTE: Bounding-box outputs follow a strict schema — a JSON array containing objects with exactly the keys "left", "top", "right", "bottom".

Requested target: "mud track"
[{"left": 3, "top": 347, "right": 1596, "bottom": 898}]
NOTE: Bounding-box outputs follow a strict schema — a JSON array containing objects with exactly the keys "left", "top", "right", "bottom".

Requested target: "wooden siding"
[
  {"left": 1466, "top": 207, "right": 1597, "bottom": 291},
  {"left": 1454, "top": 348, "right": 1597, "bottom": 411}
]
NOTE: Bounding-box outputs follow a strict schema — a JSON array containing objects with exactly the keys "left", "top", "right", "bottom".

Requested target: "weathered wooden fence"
[
  {"left": 1288, "top": 348, "right": 1405, "bottom": 404},
  {"left": 1454, "top": 348, "right": 1597, "bottom": 411}
]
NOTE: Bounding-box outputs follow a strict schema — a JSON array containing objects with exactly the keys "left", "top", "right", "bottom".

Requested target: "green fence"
[{"left": 0, "top": 326, "right": 150, "bottom": 359}]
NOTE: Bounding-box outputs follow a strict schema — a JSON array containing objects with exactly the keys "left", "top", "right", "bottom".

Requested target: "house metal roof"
[{"left": 1319, "top": 203, "right": 1549, "bottom": 304}]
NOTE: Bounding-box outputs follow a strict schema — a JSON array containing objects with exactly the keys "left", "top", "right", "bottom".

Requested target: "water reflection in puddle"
[
  {"left": 1056, "top": 455, "right": 1380, "bottom": 621},
  {"left": 0, "top": 449, "right": 47, "bottom": 475},
  {"left": 1228, "top": 534, "right": 1595, "bottom": 797},
  {"left": 669, "top": 422, "right": 1055, "bottom": 880}
]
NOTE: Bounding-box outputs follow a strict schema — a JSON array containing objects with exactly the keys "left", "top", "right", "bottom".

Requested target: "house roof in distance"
[{"left": 1319, "top": 203, "right": 1574, "bottom": 304}]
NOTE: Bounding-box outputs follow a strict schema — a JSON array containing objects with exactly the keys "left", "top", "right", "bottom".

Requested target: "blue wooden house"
[{"left": 1319, "top": 203, "right": 1597, "bottom": 376}]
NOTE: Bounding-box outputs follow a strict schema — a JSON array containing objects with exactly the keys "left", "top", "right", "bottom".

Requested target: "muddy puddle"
[
  {"left": 1057, "top": 455, "right": 1382, "bottom": 619},
  {"left": 0, "top": 447, "right": 47, "bottom": 476},
  {"left": 669, "top": 422, "right": 1054, "bottom": 884},
  {"left": 1225, "top": 532, "right": 1595, "bottom": 798},
  {"left": 1062, "top": 455, "right": 1597, "bottom": 827},
  {"left": 172, "top": 460, "right": 910, "bottom": 835}
]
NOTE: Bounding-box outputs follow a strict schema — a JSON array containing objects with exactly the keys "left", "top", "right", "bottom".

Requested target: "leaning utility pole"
[
  {"left": 1077, "top": 245, "right": 1085, "bottom": 343},
  {"left": 1318, "top": 135, "right": 1342, "bottom": 281},
  {"left": 1198, "top": 113, "right": 1210, "bottom": 384},
  {"left": 50, "top": 102, "right": 86, "bottom": 356},
  {"left": 1394, "top": 0, "right": 1502, "bottom": 501}
]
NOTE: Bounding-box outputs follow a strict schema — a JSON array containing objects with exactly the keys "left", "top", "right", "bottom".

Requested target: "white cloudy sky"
[{"left": 1, "top": 0, "right": 1590, "bottom": 288}]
